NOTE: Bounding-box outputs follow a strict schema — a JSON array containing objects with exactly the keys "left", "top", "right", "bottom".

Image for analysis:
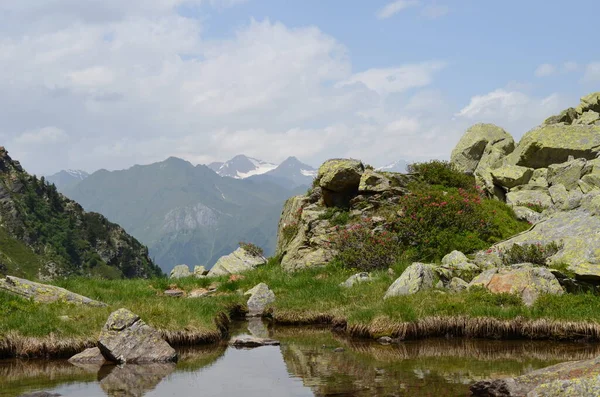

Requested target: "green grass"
[
  {"left": 0, "top": 227, "right": 45, "bottom": 278},
  {"left": 2, "top": 261, "right": 600, "bottom": 342}
]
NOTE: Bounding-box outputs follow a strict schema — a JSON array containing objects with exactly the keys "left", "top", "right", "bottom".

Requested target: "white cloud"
[
  {"left": 14, "top": 127, "right": 69, "bottom": 145},
  {"left": 534, "top": 63, "right": 556, "bottom": 78},
  {"left": 422, "top": 5, "right": 449, "bottom": 19},
  {"left": 336, "top": 62, "right": 446, "bottom": 95},
  {"left": 376, "top": 0, "right": 420, "bottom": 19},
  {"left": 583, "top": 62, "right": 600, "bottom": 82}
]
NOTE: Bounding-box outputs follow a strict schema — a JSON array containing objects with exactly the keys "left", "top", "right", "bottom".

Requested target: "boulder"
[
  {"left": 573, "top": 110, "right": 600, "bottom": 125},
  {"left": 68, "top": 347, "right": 108, "bottom": 364},
  {"left": 193, "top": 266, "right": 207, "bottom": 277},
  {"left": 506, "top": 189, "right": 553, "bottom": 209},
  {"left": 549, "top": 184, "right": 583, "bottom": 211},
  {"left": 468, "top": 265, "right": 563, "bottom": 306},
  {"left": 358, "top": 170, "right": 391, "bottom": 193},
  {"left": 494, "top": 207, "right": 600, "bottom": 282},
  {"left": 169, "top": 265, "right": 191, "bottom": 279},
  {"left": 471, "top": 355, "right": 600, "bottom": 397},
  {"left": 448, "top": 277, "right": 469, "bottom": 292},
  {"left": 491, "top": 165, "right": 534, "bottom": 188},
  {"left": 229, "top": 336, "right": 280, "bottom": 348},
  {"left": 0, "top": 276, "right": 107, "bottom": 307},
  {"left": 98, "top": 308, "right": 177, "bottom": 364},
  {"left": 340, "top": 272, "right": 372, "bottom": 288},
  {"left": 451, "top": 123, "right": 515, "bottom": 174},
  {"left": 207, "top": 247, "right": 266, "bottom": 277},
  {"left": 547, "top": 158, "right": 588, "bottom": 190},
  {"left": 529, "top": 168, "right": 549, "bottom": 187},
  {"left": 244, "top": 283, "right": 275, "bottom": 317},
  {"left": 512, "top": 206, "right": 543, "bottom": 224},
  {"left": 440, "top": 261, "right": 480, "bottom": 281},
  {"left": 384, "top": 263, "right": 434, "bottom": 299},
  {"left": 506, "top": 124, "right": 600, "bottom": 169},
  {"left": 441, "top": 251, "right": 469, "bottom": 267},
  {"left": 317, "top": 159, "right": 364, "bottom": 193},
  {"left": 576, "top": 92, "right": 600, "bottom": 114}
]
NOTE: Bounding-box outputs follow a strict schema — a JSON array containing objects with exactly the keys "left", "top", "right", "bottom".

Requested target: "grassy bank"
[{"left": 2, "top": 260, "right": 600, "bottom": 358}]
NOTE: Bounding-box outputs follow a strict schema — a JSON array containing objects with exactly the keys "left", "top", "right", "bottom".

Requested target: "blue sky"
[{"left": 0, "top": 0, "right": 599, "bottom": 174}]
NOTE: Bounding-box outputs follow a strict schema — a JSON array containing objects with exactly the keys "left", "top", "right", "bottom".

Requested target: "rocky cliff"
[{"left": 0, "top": 147, "right": 161, "bottom": 279}]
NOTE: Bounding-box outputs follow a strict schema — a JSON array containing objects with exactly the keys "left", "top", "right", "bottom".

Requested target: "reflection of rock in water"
[
  {"left": 247, "top": 318, "right": 270, "bottom": 338},
  {"left": 99, "top": 363, "right": 176, "bottom": 397},
  {"left": 277, "top": 328, "right": 600, "bottom": 397}
]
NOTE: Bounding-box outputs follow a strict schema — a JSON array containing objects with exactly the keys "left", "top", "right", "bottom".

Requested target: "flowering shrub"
[
  {"left": 498, "top": 242, "right": 562, "bottom": 266},
  {"left": 519, "top": 201, "right": 547, "bottom": 213},
  {"left": 329, "top": 223, "right": 401, "bottom": 271}
]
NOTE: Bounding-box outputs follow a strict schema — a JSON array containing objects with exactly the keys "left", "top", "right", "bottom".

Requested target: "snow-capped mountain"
[
  {"left": 45, "top": 169, "right": 90, "bottom": 190},
  {"left": 207, "top": 155, "right": 316, "bottom": 188},
  {"left": 208, "top": 155, "right": 277, "bottom": 179},
  {"left": 377, "top": 160, "right": 409, "bottom": 174}
]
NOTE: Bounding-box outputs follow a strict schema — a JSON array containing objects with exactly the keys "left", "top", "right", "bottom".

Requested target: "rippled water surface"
[{"left": 2, "top": 321, "right": 599, "bottom": 397}]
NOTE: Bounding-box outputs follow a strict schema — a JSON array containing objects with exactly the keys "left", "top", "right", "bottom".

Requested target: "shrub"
[
  {"left": 329, "top": 223, "right": 402, "bottom": 271},
  {"left": 319, "top": 208, "right": 351, "bottom": 226},
  {"left": 239, "top": 242, "right": 264, "bottom": 258},
  {"left": 519, "top": 201, "right": 548, "bottom": 213},
  {"left": 281, "top": 222, "right": 299, "bottom": 243},
  {"left": 497, "top": 242, "right": 563, "bottom": 266},
  {"left": 408, "top": 160, "right": 475, "bottom": 190}
]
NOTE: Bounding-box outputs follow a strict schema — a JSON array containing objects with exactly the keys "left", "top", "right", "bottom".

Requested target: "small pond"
[{"left": 2, "top": 320, "right": 599, "bottom": 397}]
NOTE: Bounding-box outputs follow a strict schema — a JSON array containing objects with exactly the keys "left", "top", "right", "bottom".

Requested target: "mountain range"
[{"left": 46, "top": 169, "right": 90, "bottom": 190}]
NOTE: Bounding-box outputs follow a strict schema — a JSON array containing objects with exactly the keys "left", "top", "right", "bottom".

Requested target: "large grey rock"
[
  {"left": 340, "top": 272, "right": 372, "bottom": 288},
  {"left": 448, "top": 277, "right": 469, "bottom": 292},
  {"left": 512, "top": 206, "right": 543, "bottom": 224},
  {"left": 169, "top": 265, "right": 191, "bottom": 279},
  {"left": 468, "top": 265, "right": 563, "bottom": 306},
  {"left": 547, "top": 158, "right": 588, "bottom": 190},
  {"left": 207, "top": 247, "right": 266, "bottom": 277},
  {"left": 384, "top": 263, "right": 434, "bottom": 299},
  {"left": 506, "top": 189, "right": 553, "bottom": 209},
  {"left": 0, "top": 276, "right": 106, "bottom": 307},
  {"left": 193, "top": 266, "right": 207, "bottom": 277},
  {"left": 494, "top": 207, "right": 600, "bottom": 282},
  {"left": 506, "top": 124, "right": 600, "bottom": 169},
  {"left": 317, "top": 159, "right": 364, "bottom": 193},
  {"left": 491, "top": 165, "right": 534, "bottom": 188},
  {"left": 98, "top": 308, "right": 177, "bottom": 364},
  {"left": 358, "top": 170, "right": 391, "bottom": 193},
  {"left": 471, "top": 355, "right": 600, "bottom": 397},
  {"left": 441, "top": 251, "right": 469, "bottom": 267},
  {"left": 244, "top": 283, "right": 275, "bottom": 317},
  {"left": 451, "top": 123, "right": 515, "bottom": 174}
]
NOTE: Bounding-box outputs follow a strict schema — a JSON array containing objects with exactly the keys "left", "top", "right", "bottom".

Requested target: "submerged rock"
[
  {"left": 0, "top": 276, "right": 106, "bottom": 307},
  {"left": 471, "top": 355, "right": 600, "bottom": 397},
  {"left": 384, "top": 263, "right": 434, "bottom": 299},
  {"left": 468, "top": 265, "right": 563, "bottom": 306},
  {"left": 229, "top": 336, "right": 280, "bottom": 348},
  {"left": 244, "top": 283, "right": 275, "bottom": 317},
  {"left": 98, "top": 308, "right": 177, "bottom": 364},
  {"left": 207, "top": 247, "right": 266, "bottom": 277}
]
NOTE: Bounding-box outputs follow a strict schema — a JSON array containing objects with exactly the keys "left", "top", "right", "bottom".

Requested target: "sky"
[{"left": 1, "top": 0, "right": 599, "bottom": 175}]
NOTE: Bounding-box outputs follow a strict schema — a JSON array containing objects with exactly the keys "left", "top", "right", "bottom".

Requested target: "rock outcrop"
[
  {"left": 98, "top": 308, "right": 177, "bottom": 364},
  {"left": 0, "top": 276, "right": 107, "bottom": 306},
  {"left": 468, "top": 265, "right": 563, "bottom": 306},
  {"left": 471, "top": 355, "right": 600, "bottom": 396},
  {"left": 207, "top": 247, "right": 266, "bottom": 277},
  {"left": 169, "top": 265, "right": 192, "bottom": 279}
]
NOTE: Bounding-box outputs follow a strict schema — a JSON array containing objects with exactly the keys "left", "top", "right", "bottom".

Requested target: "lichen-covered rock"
[
  {"left": 440, "top": 261, "right": 480, "bottom": 281},
  {"left": 193, "top": 266, "right": 207, "bottom": 277},
  {"left": 491, "top": 165, "right": 534, "bottom": 188},
  {"left": 340, "top": 272, "right": 372, "bottom": 288},
  {"left": 494, "top": 207, "right": 600, "bottom": 282},
  {"left": 207, "top": 247, "right": 266, "bottom": 277},
  {"left": 0, "top": 276, "right": 107, "bottom": 307},
  {"left": 547, "top": 158, "right": 589, "bottom": 190},
  {"left": 169, "top": 265, "right": 191, "bottom": 279},
  {"left": 317, "top": 159, "right": 364, "bottom": 193},
  {"left": 244, "top": 283, "right": 275, "bottom": 317},
  {"left": 468, "top": 265, "right": 563, "bottom": 306},
  {"left": 384, "top": 263, "right": 434, "bottom": 299},
  {"left": 506, "top": 124, "right": 600, "bottom": 169},
  {"left": 451, "top": 124, "right": 515, "bottom": 174},
  {"left": 441, "top": 251, "right": 469, "bottom": 267},
  {"left": 358, "top": 170, "right": 391, "bottom": 193},
  {"left": 573, "top": 110, "right": 600, "bottom": 125},
  {"left": 576, "top": 92, "right": 600, "bottom": 115},
  {"left": 98, "top": 308, "right": 177, "bottom": 364},
  {"left": 512, "top": 206, "right": 543, "bottom": 224},
  {"left": 506, "top": 189, "right": 553, "bottom": 209},
  {"left": 68, "top": 347, "right": 108, "bottom": 364},
  {"left": 448, "top": 277, "right": 469, "bottom": 292},
  {"left": 529, "top": 168, "right": 549, "bottom": 187},
  {"left": 471, "top": 355, "right": 600, "bottom": 397}
]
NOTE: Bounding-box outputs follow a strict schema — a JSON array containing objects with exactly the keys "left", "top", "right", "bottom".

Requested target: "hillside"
[
  {"left": 64, "top": 157, "right": 305, "bottom": 273},
  {"left": 0, "top": 147, "right": 161, "bottom": 279}
]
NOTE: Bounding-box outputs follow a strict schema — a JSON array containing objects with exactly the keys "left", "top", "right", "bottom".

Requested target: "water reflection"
[{"left": 2, "top": 324, "right": 600, "bottom": 397}]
